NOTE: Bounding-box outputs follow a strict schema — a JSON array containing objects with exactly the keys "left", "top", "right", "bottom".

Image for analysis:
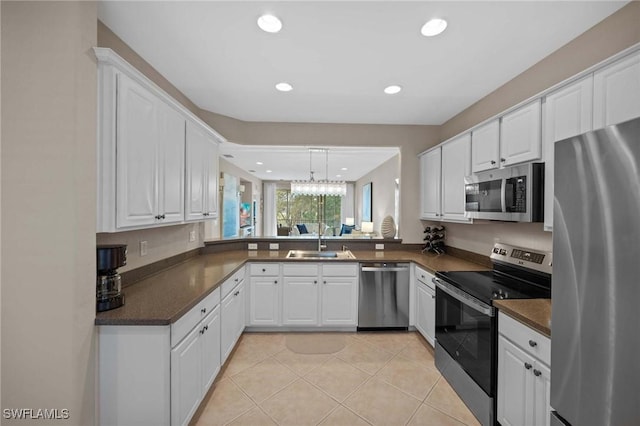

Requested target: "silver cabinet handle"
[
  {"left": 524, "top": 362, "right": 532, "bottom": 370},
  {"left": 201, "top": 308, "right": 207, "bottom": 314},
  {"left": 533, "top": 369, "right": 542, "bottom": 377},
  {"left": 529, "top": 340, "right": 537, "bottom": 347}
]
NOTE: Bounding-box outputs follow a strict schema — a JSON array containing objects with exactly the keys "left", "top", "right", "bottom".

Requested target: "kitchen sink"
[{"left": 286, "top": 250, "right": 356, "bottom": 260}]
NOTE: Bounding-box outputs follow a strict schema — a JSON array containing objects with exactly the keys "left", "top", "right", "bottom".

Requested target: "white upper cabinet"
[
  {"left": 95, "top": 47, "right": 223, "bottom": 232},
  {"left": 441, "top": 134, "right": 471, "bottom": 222},
  {"left": 419, "top": 148, "right": 442, "bottom": 220},
  {"left": 113, "top": 73, "right": 186, "bottom": 230},
  {"left": 115, "top": 73, "right": 159, "bottom": 228},
  {"left": 158, "top": 102, "right": 186, "bottom": 224},
  {"left": 471, "top": 119, "right": 500, "bottom": 173},
  {"left": 419, "top": 134, "right": 471, "bottom": 223},
  {"left": 593, "top": 50, "right": 640, "bottom": 129},
  {"left": 543, "top": 75, "right": 593, "bottom": 232},
  {"left": 500, "top": 99, "right": 542, "bottom": 167},
  {"left": 185, "top": 120, "right": 219, "bottom": 222}
]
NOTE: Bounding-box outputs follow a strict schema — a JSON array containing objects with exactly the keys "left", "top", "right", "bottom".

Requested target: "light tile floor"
[{"left": 193, "top": 332, "right": 481, "bottom": 426}]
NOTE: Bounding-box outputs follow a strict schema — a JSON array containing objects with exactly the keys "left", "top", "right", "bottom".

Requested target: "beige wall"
[
  {"left": 355, "top": 155, "right": 400, "bottom": 236},
  {"left": 97, "top": 223, "right": 203, "bottom": 273},
  {"left": 1, "top": 2, "right": 97, "bottom": 424},
  {"left": 199, "top": 110, "right": 441, "bottom": 243}
]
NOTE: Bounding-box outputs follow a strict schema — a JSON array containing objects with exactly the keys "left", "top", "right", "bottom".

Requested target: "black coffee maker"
[{"left": 96, "top": 244, "right": 127, "bottom": 312}]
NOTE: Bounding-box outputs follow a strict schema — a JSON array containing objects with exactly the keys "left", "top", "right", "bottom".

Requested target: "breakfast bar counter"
[{"left": 95, "top": 249, "right": 489, "bottom": 326}]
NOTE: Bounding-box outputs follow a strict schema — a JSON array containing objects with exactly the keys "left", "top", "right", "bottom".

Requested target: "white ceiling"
[
  {"left": 98, "top": 1, "right": 626, "bottom": 126},
  {"left": 98, "top": 1, "right": 627, "bottom": 181},
  {"left": 219, "top": 144, "right": 399, "bottom": 181}
]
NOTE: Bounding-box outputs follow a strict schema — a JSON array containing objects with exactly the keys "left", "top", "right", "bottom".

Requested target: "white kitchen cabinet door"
[
  {"left": 497, "top": 335, "right": 532, "bottom": 426},
  {"left": 471, "top": 119, "right": 500, "bottom": 173},
  {"left": 416, "top": 282, "right": 435, "bottom": 345},
  {"left": 543, "top": 75, "right": 593, "bottom": 231},
  {"left": 221, "top": 282, "right": 244, "bottom": 364},
  {"left": 157, "top": 102, "right": 185, "bottom": 224},
  {"left": 185, "top": 120, "right": 219, "bottom": 221},
  {"left": 283, "top": 277, "right": 319, "bottom": 325},
  {"left": 532, "top": 361, "right": 551, "bottom": 426},
  {"left": 204, "top": 138, "right": 219, "bottom": 219},
  {"left": 171, "top": 325, "right": 203, "bottom": 426},
  {"left": 441, "top": 134, "right": 471, "bottom": 222},
  {"left": 248, "top": 277, "right": 281, "bottom": 326},
  {"left": 500, "top": 100, "right": 542, "bottom": 167},
  {"left": 321, "top": 277, "right": 358, "bottom": 326},
  {"left": 200, "top": 305, "right": 221, "bottom": 393},
  {"left": 419, "top": 148, "right": 442, "bottom": 220},
  {"left": 185, "top": 121, "right": 208, "bottom": 221},
  {"left": 593, "top": 50, "right": 640, "bottom": 129},
  {"left": 116, "top": 73, "right": 159, "bottom": 228}
]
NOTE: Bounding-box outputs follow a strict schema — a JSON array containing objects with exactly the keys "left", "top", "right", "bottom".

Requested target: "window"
[{"left": 276, "top": 189, "right": 342, "bottom": 235}]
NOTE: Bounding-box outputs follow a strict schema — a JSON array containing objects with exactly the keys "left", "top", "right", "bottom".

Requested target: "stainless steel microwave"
[{"left": 464, "top": 162, "right": 544, "bottom": 222}]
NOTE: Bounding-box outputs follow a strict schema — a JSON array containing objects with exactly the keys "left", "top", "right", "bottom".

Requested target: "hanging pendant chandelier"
[{"left": 291, "top": 148, "right": 346, "bottom": 197}]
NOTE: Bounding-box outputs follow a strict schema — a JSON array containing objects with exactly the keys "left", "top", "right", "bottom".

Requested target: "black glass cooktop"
[{"left": 435, "top": 270, "right": 551, "bottom": 305}]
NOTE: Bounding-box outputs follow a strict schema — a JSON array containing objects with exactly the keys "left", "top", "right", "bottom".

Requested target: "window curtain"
[
  {"left": 340, "top": 183, "right": 355, "bottom": 224},
  {"left": 263, "top": 182, "right": 277, "bottom": 236}
]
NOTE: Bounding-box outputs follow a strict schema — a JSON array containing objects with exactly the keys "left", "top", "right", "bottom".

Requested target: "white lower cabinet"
[
  {"left": 251, "top": 262, "right": 358, "bottom": 328},
  {"left": 171, "top": 305, "right": 220, "bottom": 426},
  {"left": 98, "top": 275, "right": 245, "bottom": 426},
  {"left": 248, "top": 263, "right": 282, "bottom": 326},
  {"left": 282, "top": 263, "right": 320, "bottom": 325},
  {"left": 414, "top": 266, "right": 436, "bottom": 347},
  {"left": 221, "top": 271, "right": 246, "bottom": 364},
  {"left": 497, "top": 312, "right": 551, "bottom": 426},
  {"left": 321, "top": 273, "right": 358, "bottom": 326}
]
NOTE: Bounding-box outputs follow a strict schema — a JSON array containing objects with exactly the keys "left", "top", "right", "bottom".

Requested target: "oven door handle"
[{"left": 432, "top": 278, "right": 495, "bottom": 317}]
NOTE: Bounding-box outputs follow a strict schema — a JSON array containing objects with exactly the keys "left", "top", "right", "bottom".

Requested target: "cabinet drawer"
[
  {"left": 221, "top": 267, "right": 245, "bottom": 299},
  {"left": 171, "top": 287, "right": 220, "bottom": 348},
  {"left": 499, "top": 311, "right": 550, "bottom": 366},
  {"left": 283, "top": 263, "right": 319, "bottom": 276},
  {"left": 250, "top": 263, "right": 280, "bottom": 276},
  {"left": 322, "top": 263, "right": 358, "bottom": 277},
  {"left": 415, "top": 265, "right": 435, "bottom": 288}
]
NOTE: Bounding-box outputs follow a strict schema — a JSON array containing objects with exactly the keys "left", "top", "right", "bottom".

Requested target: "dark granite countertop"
[
  {"left": 95, "top": 249, "right": 489, "bottom": 326},
  {"left": 494, "top": 299, "right": 552, "bottom": 338}
]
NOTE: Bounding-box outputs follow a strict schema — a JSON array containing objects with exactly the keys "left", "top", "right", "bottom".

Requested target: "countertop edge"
[
  {"left": 494, "top": 299, "right": 551, "bottom": 338},
  {"left": 96, "top": 250, "right": 489, "bottom": 326}
]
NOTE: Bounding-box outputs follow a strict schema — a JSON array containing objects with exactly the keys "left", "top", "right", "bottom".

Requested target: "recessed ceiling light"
[
  {"left": 341, "top": 167, "right": 348, "bottom": 171},
  {"left": 257, "top": 14, "right": 282, "bottom": 33},
  {"left": 266, "top": 170, "right": 273, "bottom": 173},
  {"left": 384, "top": 85, "right": 402, "bottom": 95},
  {"left": 275, "top": 82, "right": 293, "bottom": 92},
  {"left": 336, "top": 174, "right": 342, "bottom": 178},
  {"left": 256, "top": 161, "right": 263, "bottom": 165},
  {"left": 421, "top": 18, "right": 447, "bottom": 37}
]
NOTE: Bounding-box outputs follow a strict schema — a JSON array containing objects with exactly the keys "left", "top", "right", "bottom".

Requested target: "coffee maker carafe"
[{"left": 96, "top": 244, "right": 126, "bottom": 312}]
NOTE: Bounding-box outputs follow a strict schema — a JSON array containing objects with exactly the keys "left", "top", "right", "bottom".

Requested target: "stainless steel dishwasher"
[{"left": 358, "top": 262, "right": 410, "bottom": 330}]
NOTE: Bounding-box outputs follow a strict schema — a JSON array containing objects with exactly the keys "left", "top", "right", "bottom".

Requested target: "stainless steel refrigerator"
[{"left": 551, "top": 116, "right": 640, "bottom": 426}]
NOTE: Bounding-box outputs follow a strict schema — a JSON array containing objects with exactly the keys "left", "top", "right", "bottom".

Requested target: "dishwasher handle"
[{"left": 361, "top": 266, "right": 410, "bottom": 272}]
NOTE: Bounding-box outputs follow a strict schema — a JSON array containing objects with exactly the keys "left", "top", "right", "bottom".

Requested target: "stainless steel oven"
[
  {"left": 433, "top": 243, "right": 552, "bottom": 426},
  {"left": 434, "top": 278, "right": 497, "bottom": 426},
  {"left": 464, "top": 162, "right": 544, "bottom": 222}
]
